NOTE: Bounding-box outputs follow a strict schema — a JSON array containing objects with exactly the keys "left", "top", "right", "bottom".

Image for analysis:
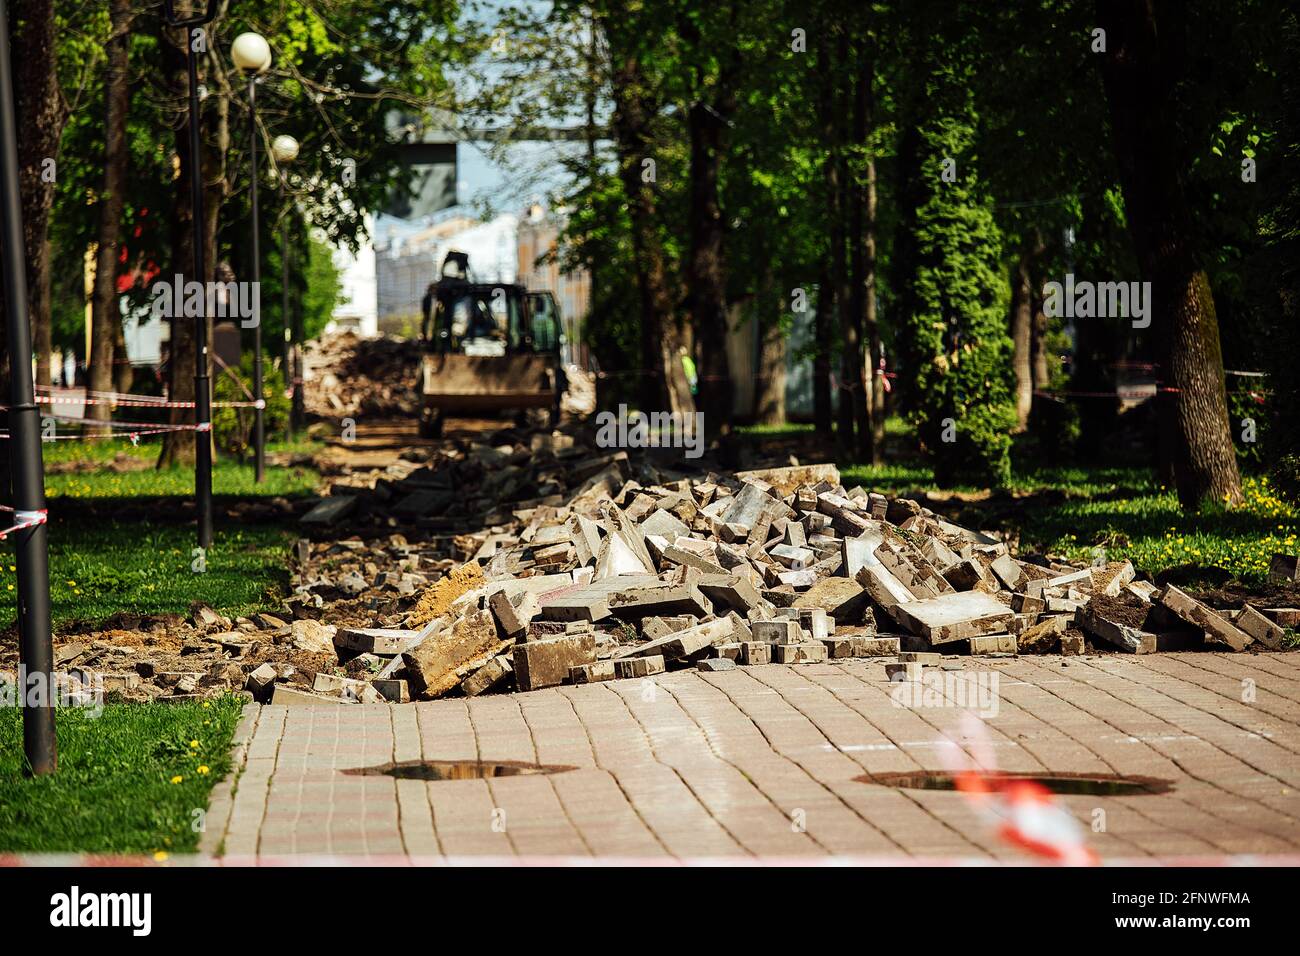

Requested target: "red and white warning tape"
[
  {"left": 34, "top": 386, "right": 263, "bottom": 410},
  {"left": 0, "top": 506, "right": 47, "bottom": 539}
]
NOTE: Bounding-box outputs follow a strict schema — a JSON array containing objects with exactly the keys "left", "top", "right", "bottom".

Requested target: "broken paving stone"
[
  {"left": 489, "top": 589, "right": 540, "bottom": 640},
  {"left": 334, "top": 627, "right": 419, "bottom": 657},
  {"left": 777, "top": 606, "right": 831, "bottom": 642},
  {"left": 774, "top": 642, "right": 828, "bottom": 664},
  {"left": 792, "top": 577, "right": 868, "bottom": 625},
  {"left": 272, "top": 685, "right": 348, "bottom": 706},
  {"left": 968, "top": 634, "right": 1017, "bottom": 655},
  {"left": 405, "top": 610, "right": 511, "bottom": 699},
  {"left": 614, "top": 655, "right": 666, "bottom": 679},
  {"left": 461, "top": 656, "right": 513, "bottom": 697},
  {"left": 739, "top": 641, "right": 772, "bottom": 665},
  {"left": 1156, "top": 584, "right": 1250, "bottom": 652},
  {"left": 885, "top": 661, "right": 922, "bottom": 682},
  {"left": 614, "top": 615, "right": 741, "bottom": 661},
  {"left": 1236, "top": 604, "right": 1284, "bottom": 650},
  {"left": 697, "top": 658, "right": 738, "bottom": 672},
  {"left": 514, "top": 632, "right": 598, "bottom": 691},
  {"left": 752, "top": 619, "right": 803, "bottom": 646},
  {"left": 888, "top": 591, "right": 1014, "bottom": 646},
  {"left": 289, "top": 619, "right": 338, "bottom": 656},
  {"left": 570, "top": 660, "right": 617, "bottom": 684},
  {"left": 609, "top": 581, "right": 713, "bottom": 620},
  {"left": 696, "top": 573, "right": 762, "bottom": 613},
  {"left": 300, "top": 495, "right": 358, "bottom": 527},
  {"left": 1059, "top": 631, "right": 1085, "bottom": 655}
]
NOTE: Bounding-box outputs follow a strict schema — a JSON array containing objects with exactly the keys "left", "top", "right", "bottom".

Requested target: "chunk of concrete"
[
  {"left": 1237, "top": 604, "right": 1283, "bottom": 650},
  {"left": 1156, "top": 584, "right": 1250, "bottom": 652},
  {"left": 889, "top": 591, "right": 1014, "bottom": 646},
  {"left": 514, "top": 632, "right": 598, "bottom": 691},
  {"left": 404, "top": 610, "right": 511, "bottom": 698}
]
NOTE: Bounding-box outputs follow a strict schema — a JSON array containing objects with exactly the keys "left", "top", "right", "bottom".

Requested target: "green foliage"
[
  {"left": 212, "top": 354, "right": 291, "bottom": 459},
  {"left": 893, "top": 52, "right": 1016, "bottom": 486},
  {"left": 0, "top": 698, "right": 243, "bottom": 853}
]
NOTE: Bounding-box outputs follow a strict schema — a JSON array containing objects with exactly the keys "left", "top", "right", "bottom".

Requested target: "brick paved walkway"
[{"left": 203, "top": 652, "right": 1300, "bottom": 862}]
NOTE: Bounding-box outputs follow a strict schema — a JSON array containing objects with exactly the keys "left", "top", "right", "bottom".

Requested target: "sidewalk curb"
[{"left": 199, "top": 702, "right": 262, "bottom": 857}]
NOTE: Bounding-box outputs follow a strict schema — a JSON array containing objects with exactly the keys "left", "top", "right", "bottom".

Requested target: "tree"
[
  {"left": 86, "top": 0, "right": 136, "bottom": 434},
  {"left": 1096, "top": 0, "right": 1243, "bottom": 508},
  {"left": 892, "top": 13, "right": 1016, "bottom": 486}
]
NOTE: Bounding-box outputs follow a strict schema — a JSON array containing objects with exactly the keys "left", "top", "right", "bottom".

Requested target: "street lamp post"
[
  {"left": 231, "top": 32, "right": 271, "bottom": 483},
  {"left": 163, "top": 0, "right": 218, "bottom": 549},
  {"left": 0, "top": 0, "right": 55, "bottom": 775},
  {"left": 271, "top": 134, "right": 299, "bottom": 439}
]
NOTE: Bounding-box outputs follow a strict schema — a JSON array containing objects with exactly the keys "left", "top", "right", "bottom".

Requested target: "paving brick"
[
  {"left": 613, "top": 655, "right": 666, "bottom": 678},
  {"left": 514, "top": 632, "right": 598, "bottom": 691}
]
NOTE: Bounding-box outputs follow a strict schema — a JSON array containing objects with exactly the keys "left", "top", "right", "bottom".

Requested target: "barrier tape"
[
  {"left": 34, "top": 387, "right": 263, "bottom": 410},
  {"left": 0, "top": 508, "right": 47, "bottom": 539}
]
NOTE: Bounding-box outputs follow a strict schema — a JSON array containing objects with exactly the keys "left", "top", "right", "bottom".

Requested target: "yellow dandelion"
[
  {"left": 153, "top": 851, "right": 169, "bottom": 862},
  {"left": 189, "top": 739, "right": 200, "bottom": 749},
  {"left": 197, "top": 765, "right": 210, "bottom": 775},
  {"left": 170, "top": 775, "right": 183, "bottom": 784}
]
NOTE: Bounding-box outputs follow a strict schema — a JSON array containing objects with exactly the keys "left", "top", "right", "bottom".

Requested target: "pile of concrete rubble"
[
  {"left": 259, "top": 456, "right": 1294, "bottom": 706},
  {"left": 304, "top": 332, "right": 423, "bottom": 419}
]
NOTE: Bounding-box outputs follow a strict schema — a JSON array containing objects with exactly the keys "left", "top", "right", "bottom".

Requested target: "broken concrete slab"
[
  {"left": 1156, "top": 584, "right": 1250, "bottom": 652},
  {"left": 514, "top": 632, "right": 598, "bottom": 691},
  {"left": 1237, "top": 604, "right": 1283, "bottom": 650},
  {"left": 404, "top": 610, "right": 512, "bottom": 698},
  {"left": 334, "top": 627, "right": 419, "bottom": 657},
  {"left": 888, "top": 591, "right": 1014, "bottom": 646}
]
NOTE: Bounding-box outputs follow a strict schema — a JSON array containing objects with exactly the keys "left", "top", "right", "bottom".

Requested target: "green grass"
[
  {"left": 0, "top": 696, "right": 243, "bottom": 854},
  {"left": 2, "top": 440, "right": 320, "bottom": 628},
  {"left": 42, "top": 439, "right": 321, "bottom": 499},
  {"left": 0, "top": 522, "right": 301, "bottom": 626},
  {"left": 1019, "top": 474, "right": 1298, "bottom": 584}
]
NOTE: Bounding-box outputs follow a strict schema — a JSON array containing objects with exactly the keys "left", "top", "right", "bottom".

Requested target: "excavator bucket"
[{"left": 421, "top": 353, "right": 557, "bottom": 414}]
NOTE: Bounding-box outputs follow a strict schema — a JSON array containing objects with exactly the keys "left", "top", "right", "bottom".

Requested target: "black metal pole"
[
  {"left": 282, "top": 208, "right": 293, "bottom": 441},
  {"left": 0, "top": 0, "right": 55, "bottom": 775},
  {"left": 162, "top": 1, "right": 216, "bottom": 549},
  {"left": 248, "top": 77, "right": 264, "bottom": 482},
  {"left": 291, "top": 221, "right": 304, "bottom": 434}
]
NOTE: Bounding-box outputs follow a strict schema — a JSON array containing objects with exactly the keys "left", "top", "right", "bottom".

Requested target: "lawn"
[
  {"left": 1, "top": 439, "right": 321, "bottom": 628},
  {"left": 839, "top": 458, "right": 1297, "bottom": 585},
  {"left": 0, "top": 696, "right": 244, "bottom": 855}
]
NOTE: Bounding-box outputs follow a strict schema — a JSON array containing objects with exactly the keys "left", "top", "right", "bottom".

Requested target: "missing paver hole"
[
  {"left": 345, "top": 759, "right": 576, "bottom": 781},
  {"left": 855, "top": 771, "right": 1173, "bottom": 796}
]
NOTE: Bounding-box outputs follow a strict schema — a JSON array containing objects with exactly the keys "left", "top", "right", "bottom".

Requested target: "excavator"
[{"left": 418, "top": 251, "right": 566, "bottom": 437}]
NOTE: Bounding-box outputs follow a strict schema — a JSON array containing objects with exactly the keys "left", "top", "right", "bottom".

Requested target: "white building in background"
[
  {"left": 373, "top": 211, "right": 520, "bottom": 333},
  {"left": 325, "top": 213, "right": 379, "bottom": 337}
]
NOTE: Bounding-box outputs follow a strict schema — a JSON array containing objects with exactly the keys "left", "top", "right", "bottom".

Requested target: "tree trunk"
[
  {"left": 820, "top": 30, "right": 855, "bottom": 452},
  {"left": 1097, "top": 0, "right": 1242, "bottom": 508},
  {"left": 686, "top": 98, "right": 733, "bottom": 434},
  {"left": 813, "top": 272, "right": 832, "bottom": 436},
  {"left": 158, "top": 19, "right": 197, "bottom": 468},
  {"left": 1010, "top": 251, "right": 1034, "bottom": 431},
  {"left": 11, "top": 0, "right": 66, "bottom": 388},
  {"left": 606, "top": 48, "right": 694, "bottom": 417},
  {"left": 754, "top": 271, "right": 785, "bottom": 425},
  {"left": 87, "top": 0, "right": 135, "bottom": 435},
  {"left": 850, "top": 30, "right": 878, "bottom": 462}
]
